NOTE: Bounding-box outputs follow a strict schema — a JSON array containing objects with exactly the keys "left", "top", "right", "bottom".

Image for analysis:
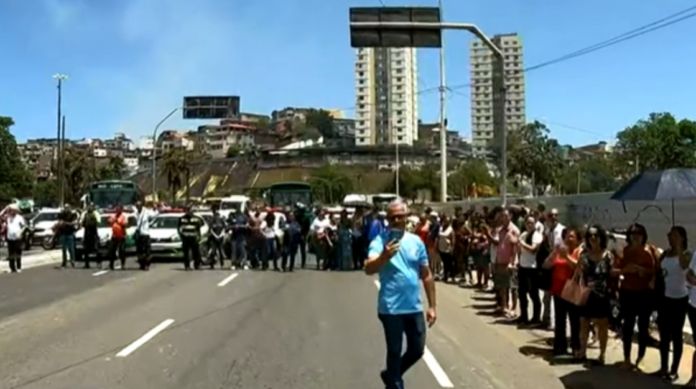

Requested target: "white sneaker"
[
  {"left": 231, "top": 266, "right": 236, "bottom": 270},
  {"left": 243, "top": 265, "right": 249, "bottom": 270},
  {"left": 16, "top": 269, "right": 22, "bottom": 273}
]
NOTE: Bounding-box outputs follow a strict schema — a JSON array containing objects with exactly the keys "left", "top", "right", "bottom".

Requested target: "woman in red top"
[{"left": 543, "top": 227, "right": 582, "bottom": 358}]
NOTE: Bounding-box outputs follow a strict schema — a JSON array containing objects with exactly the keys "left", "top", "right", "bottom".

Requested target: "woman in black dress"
[{"left": 577, "top": 225, "right": 614, "bottom": 365}]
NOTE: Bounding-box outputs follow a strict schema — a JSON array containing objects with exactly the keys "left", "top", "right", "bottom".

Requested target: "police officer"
[{"left": 177, "top": 205, "right": 205, "bottom": 270}]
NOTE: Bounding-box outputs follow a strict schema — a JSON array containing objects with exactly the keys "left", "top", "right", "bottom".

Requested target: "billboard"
[{"left": 183, "top": 96, "right": 240, "bottom": 120}]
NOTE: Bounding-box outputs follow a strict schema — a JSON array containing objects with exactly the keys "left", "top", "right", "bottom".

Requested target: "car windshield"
[
  {"left": 220, "top": 201, "right": 242, "bottom": 210},
  {"left": 150, "top": 216, "right": 180, "bottom": 229},
  {"left": 32, "top": 212, "right": 60, "bottom": 223}
]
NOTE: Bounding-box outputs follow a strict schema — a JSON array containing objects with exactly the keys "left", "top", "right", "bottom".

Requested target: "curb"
[{"left": 0, "top": 250, "right": 63, "bottom": 273}]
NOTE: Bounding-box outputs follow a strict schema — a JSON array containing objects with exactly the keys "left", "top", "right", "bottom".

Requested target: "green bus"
[
  {"left": 266, "top": 181, "right": 313, "bottom": 208},
  {"left": 85, "top": 180, "right": 142, "bottom": 210}
]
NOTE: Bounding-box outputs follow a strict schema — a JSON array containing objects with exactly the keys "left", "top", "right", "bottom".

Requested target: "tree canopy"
[
  {"left": 0, "top": 116, "right": 33, "bottom": 199},
  {"left": 613, "top": 112, "right": 696, "bottom": 177}
]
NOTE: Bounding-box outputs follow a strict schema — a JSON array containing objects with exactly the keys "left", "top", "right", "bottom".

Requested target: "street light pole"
[
  {"left": 349, "top": 20, "right": 507, "bottom": 205},
  {"left": 438, "top": 0, "right": 447, "bottom": 203},
  {"left": 151, "top": 107, "right": 181, "bottom": 200},
  {"left": 53, "top": 74, "right": 68, "bottom": 207}
]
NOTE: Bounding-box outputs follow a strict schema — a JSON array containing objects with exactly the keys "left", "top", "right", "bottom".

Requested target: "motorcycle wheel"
[{"left": 42, "top": 236, "right": 56, "bottom": 250}]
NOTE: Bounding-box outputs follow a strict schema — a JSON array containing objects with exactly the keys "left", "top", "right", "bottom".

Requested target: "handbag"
[{"left": 561, "top": 272, "right": 590, "bottom": 306}]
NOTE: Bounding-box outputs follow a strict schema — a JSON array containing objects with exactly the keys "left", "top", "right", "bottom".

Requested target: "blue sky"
[{"left": 1, "top": 0, "right": 695, "bottom": 147}]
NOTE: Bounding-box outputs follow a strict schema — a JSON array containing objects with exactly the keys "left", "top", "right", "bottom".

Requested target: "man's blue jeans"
[
  {"left": 378, "top": 312, "right": 427, "bottom": 389},
  {"left": 60, "top": 235, "right": 76, "bottom": 266}
]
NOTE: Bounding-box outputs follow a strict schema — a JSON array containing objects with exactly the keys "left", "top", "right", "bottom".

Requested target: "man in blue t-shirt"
[{"left": 365, "top": 200, "right": 437, "bottom": 389}]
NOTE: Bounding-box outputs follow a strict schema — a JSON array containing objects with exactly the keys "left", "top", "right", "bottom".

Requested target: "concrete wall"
[{"left": 430, "top": 192, "right": 684, "bottom": 248}]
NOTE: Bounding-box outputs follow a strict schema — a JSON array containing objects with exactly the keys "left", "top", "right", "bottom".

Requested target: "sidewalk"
[
  {"left": 446, "top": 282, "right": 692, "bottom": 389},
  {"left": 0, "top": 250, "right": 63, "bottom": 273}
]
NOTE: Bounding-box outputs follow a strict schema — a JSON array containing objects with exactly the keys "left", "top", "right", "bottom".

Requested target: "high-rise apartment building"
[
  {"left": 469, "top": 33, "right": 526, "bottom": 156},
  {"left": 354, "top": 47, "right": 419, "bottom": 146}
]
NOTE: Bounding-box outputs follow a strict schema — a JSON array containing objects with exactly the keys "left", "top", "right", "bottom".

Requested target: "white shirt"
[
  {"left": 519, "top": 230, "right": 543, "bottom": 268},
  {"left": 547, "top": 223, "right": 565, "bottom": 249},
  {"left": 688, "top": 252, "right": 696, "bottom": 307},
  {"left": 6, "top": 215, "right": 26, "bottom": 241},
  {"left": 438, "top": 226, "right": 454, "bottom": 253},
  {"left": 311, "top": 217, "right": 331, "bottom": 234},
  {"left": 136, "top": 209, "right": 158, "bottom": 236},
  {"left": 663, "top": 255, "right": 689, "bottom": 299},
  {"left": 535, "top": 221, "right": 545, "bottom": 235}
]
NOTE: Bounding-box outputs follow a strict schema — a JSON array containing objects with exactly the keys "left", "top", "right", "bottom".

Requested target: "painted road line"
[
  {"left": 423, "top": 348, "right": 454, "bottom": 387},
  {"left": 217, "top": 272, "right": 239, "bottom": 287},
  {"left": 116, "top": 319, "right": 175, "bottom": 357},
  {"left": 373, "top": 278, "right": 453, "bottom": 387},
  {"left": 92, "top": 265, "right": 121, "bottom": 276}
]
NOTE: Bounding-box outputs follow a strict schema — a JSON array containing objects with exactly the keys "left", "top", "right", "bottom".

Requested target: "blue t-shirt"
[{"left": 369, "top": 231, "right": 429, "bottom": 315}]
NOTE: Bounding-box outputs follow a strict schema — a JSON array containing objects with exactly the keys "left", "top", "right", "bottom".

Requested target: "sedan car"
[
  {"left": 74, "top": 213, "right": 138, "bottom": 260},
  {"left": 149, "top": 212, "right": 210, "bottom": 259}
]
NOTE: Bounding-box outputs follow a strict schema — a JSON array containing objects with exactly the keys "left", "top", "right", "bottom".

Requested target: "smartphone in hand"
[{"left": 388, "top": 228, "right": 405, "bottom": 242}]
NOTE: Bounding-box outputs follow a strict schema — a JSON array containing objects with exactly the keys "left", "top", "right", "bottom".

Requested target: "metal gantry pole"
[
  {"left": 151, "top": 107, "right": 181, "bottom": 201},
  {"left": 349, "top": 21, "right": 506, "bottom": 204},
  {"left": 438, "top": 0, "right": 447, "bottom": 203},
  {"left": 53, "top": 74, "right": 68, "bottom": 207}
]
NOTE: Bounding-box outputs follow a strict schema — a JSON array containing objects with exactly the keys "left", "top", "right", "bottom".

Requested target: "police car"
[
  {"left": 74, "top": 211, "right": 139, "bottom": 260},
  {"left": 149, "top": 209, "right": 210, "bottom": 258}
]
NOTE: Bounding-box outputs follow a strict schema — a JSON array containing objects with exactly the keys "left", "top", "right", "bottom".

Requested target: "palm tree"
[
  {"left": 162, "top": 148, "right": 187, "bottom": 202},
  {"left": 309, "top": 165, "right": 353, "bottom": 204}
]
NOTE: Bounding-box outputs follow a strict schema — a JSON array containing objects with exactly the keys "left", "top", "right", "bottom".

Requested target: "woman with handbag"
[
  {"left": 576, "top": 225, "right": 614, "bottom": 365},
  {"left": 543, "top": 227, "right": 582, "bottom": 357},
  {"left": 655, "top": 226, "right": 690, "bottom": 382}
]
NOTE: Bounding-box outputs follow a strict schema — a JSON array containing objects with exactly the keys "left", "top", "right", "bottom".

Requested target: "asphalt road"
[{"left": 0, "top": 262, "right": 564, "bottom": 389}]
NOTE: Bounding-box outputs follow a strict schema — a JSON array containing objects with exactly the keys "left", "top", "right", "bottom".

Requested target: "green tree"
[
  {"left": 62, "top": 146, "right": 99, "bottom": 205},
  {"left": 505, "top": 121, "right": 565, "bottom": 189},
  {"left": 305, "top": 109, "right": 336, "bottom": 139},
  {"left": 613, "top": 112, "right": 696, "bottom": 177},
  {"left": 386, "top": 164, "right": 440, "bottom": 201},
  {"left": 448, "top": 159, "right": 497, "bottom": 198},
  {"left": 98, "top": 156, "right": 126, "bottom": 180},
  {"left": 33, "top": 180, "right": 60, "bottom": 207},
  {"left": 558, "top": 156, "right": 618, "bottom": 194},
  {"left": 254, "top": 117, "right": 271, "bottom": 131},
  {"left": 0, "top": 116, "right": 33, "bottom": 198},
  {"left": 162, "top": 148, "right": 187, "bottom": 202},
  {"left": 226, "top": 145, "right": 242, "bottom": 158},
  {"left": 309, "top": 165, "right": 353, "bottom": 204}
]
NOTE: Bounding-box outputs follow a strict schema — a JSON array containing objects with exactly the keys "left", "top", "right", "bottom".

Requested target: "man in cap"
[{"left": 5, "top": 204, "right": 26, "bottom": 273}]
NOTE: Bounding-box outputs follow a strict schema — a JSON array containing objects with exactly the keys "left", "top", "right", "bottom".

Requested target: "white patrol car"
[
  {"left": 75, "top": 212, "right": 139, "bottom": 259},
  {"left": 149, "top": 211, "right": 210, "bottom": 258},
  {"left": 29, "top": 208, "right": 62, "bottom": 244}
]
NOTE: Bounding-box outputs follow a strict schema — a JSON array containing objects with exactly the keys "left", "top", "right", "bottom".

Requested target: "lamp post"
[{"left": 53, "top": 74, "right": 68, "bottom": 207}]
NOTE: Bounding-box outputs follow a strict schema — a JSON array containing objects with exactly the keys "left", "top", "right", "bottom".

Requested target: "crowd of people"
[{"left": 409, "top": 201, "right": 696, "bottom": 385}]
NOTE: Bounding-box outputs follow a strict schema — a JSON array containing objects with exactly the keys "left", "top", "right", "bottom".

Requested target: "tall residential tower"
[
  {"left": 469, "top": 33, "right": 526, "bottom": 156},
  {"left": 354, "top": 47, "right": 419, "bottom": 146}
]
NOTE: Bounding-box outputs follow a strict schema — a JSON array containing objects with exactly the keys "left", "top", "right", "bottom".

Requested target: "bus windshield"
[{"left": 91, "top": 190, "right": 139, "bottom": 209}]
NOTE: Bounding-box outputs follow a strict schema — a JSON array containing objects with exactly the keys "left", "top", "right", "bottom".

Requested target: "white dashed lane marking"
[
  {"left": 373, "top": 279, "right": 454, "bottom": 388},
  {"left": 116, "top": 319, "right": 175, "bottom": 357}
]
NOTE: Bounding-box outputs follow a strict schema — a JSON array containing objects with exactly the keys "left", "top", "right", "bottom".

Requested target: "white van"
[{"left": 219, "top": 195, "right": 250, "bottom": 219}]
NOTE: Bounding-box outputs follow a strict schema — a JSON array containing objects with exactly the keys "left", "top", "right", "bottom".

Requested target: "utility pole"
[
  {"left": 53, "top": 74, "right": 68, "bottom": 206},
  {"left": 438, "top": 0, "right": 447, "bottom": 203},
  {"left": 60, "top": 115, "right": 66, "bottom": 206}
]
